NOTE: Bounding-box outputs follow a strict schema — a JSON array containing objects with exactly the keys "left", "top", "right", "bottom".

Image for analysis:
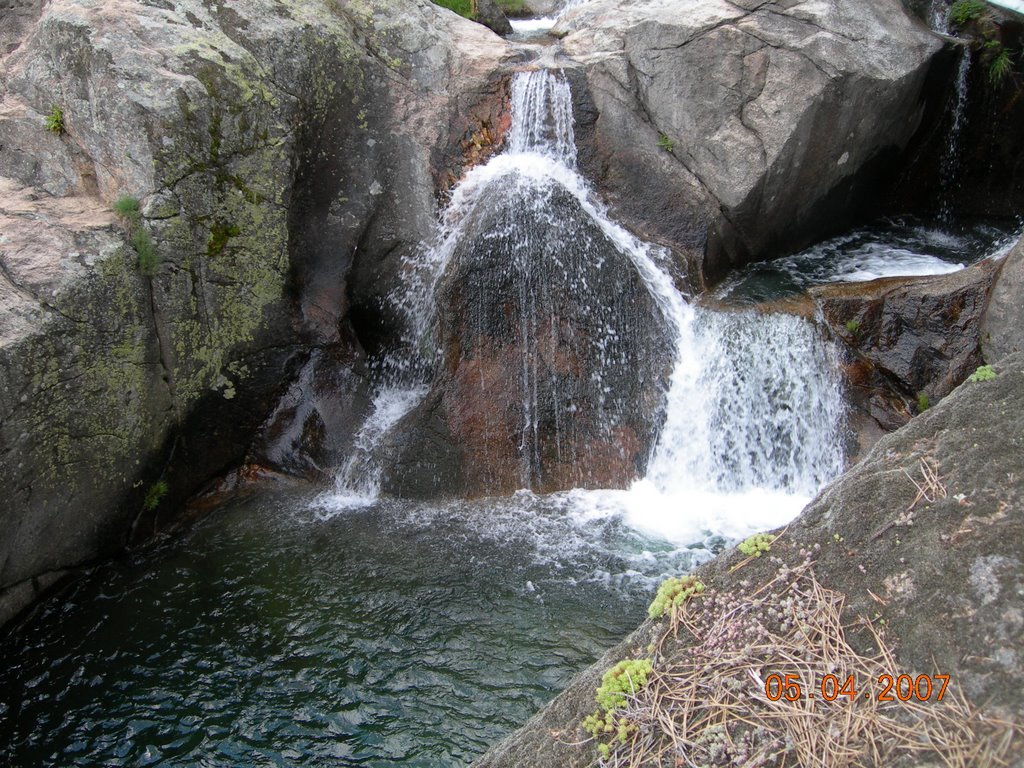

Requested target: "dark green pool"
[{"left": 0, "top": 490, "right": 706, "bottom": 767}]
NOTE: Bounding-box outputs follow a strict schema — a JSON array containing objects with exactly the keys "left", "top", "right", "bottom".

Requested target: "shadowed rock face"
[
  {"left": 0, "top": 0, "right": 514, "bottom": 628},
  {"left": 812, "top": 259, "right": 997, "bottom": 435},
  {"left": 382, "top": 178, "right": 674, "bottom": 497},
  {"left": 981, "top": 237, "right": 1024, "bottom": 363}
]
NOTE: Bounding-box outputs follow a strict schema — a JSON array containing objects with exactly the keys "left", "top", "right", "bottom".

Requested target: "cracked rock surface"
[{"left": 557, "top": 0, "right": 942, "bottom": 285}]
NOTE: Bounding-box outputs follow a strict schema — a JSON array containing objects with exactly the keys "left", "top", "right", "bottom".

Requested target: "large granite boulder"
[
  {"left": 477, "top": 352, "right": 1024, "bottom": 767},
  {"left": 556, "top": 0, "right": 944, "bottom": 284},
  {"left": 0, "top": 0, "right": 513, "bottom": 627},
  {"left": 381, "top": 174, "right": 675, "bottom": 497}
]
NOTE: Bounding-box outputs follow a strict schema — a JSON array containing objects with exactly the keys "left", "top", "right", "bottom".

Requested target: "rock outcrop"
[
  {"left": 814, "top": 257, "right": 998, "bottom": 424},
  {"left": 381, "top": 175, "right": 674, "bottom": 497},
  {"left": 556, "top": 0, "right": 944, "bottom": 285},
  {"left": 476, "top": 351, "right": 1024, "bottom": 767},
  {"left": 981, "top": 235, "right": 1024, "bottom": 362},
  {"left": 0, "top": 0, "right": 513, "bottom": 627}
]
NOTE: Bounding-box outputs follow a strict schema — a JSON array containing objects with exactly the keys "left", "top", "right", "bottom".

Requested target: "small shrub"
[
  {"left": 657, "top": 131, "right": 675, "bottom": 153},
  {"left": 44, "top": 105, "right": 65, "bottom": 135},
  {"left": 114, "top": 195, "right": 159, "bottom": 275},
  {"left": 133, "top": 228, "right": 159, "bottom": 275},
  {"left": 949, "top": 0, "right": 987, "bottom": 26},
  {"left": 845, "top": 318, "right": 861, "bottom": 335},
  {"left": 143, "top": 480, "right": 169, "bottom": 511},
  {"left": 738, "top": 532, "right": 776, "bottom": 558},
  {"left": 967, "top": 364, "right": 997, "bottom": 382},
  {"left": 113, "top": 195, "right": 141, "bottom": 222},
  {"left": 648, "top": 575, "right": 705, "bottom": 619},
  {"left": 917, "top": 392, "right": 931, "bottom": 412}
]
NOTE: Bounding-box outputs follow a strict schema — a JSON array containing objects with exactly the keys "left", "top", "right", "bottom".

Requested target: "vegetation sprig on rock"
[
  {"left": 648, "top": 574, "right": 705, "bottom": 619},
  {"left": 113, "top": 195, "right": 159, "bottom": 275}
]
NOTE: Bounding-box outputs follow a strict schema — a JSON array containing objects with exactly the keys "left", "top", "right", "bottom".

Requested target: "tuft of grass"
[
  {"left": 917, "top": 392, "right": 931, "bottom": 413},
  {"left": 143, "top": 480, "right": 169, "bottom": 511},
  {"left": 114, "top": 195, "right": 141, "bottom": 221},
  {"left": 845, "top": 318, "right": 861, "bottom": 335},
  {"left": 657, "top": 131, "right": 675, "bottom": 153},
  {"left": 44, "top": 105, "right": 65, "bottom": 135},
  {"left": 113, "top": 195, "right": 160, "bottom": 275},
  {"left": 949, "top": 0, "right": 987, "bottom": 26},
  {"left": 431, "top": 0, "right": 475, "bottom": 19},
  {"left": 133, "top": 229, "right": 159, "bottom": 275},
  {"left": 967, "top": 364, "right": 997, "bottom": 382},
  {"left": 987, "top": 45, "right": 1014, "bottom": 87}
]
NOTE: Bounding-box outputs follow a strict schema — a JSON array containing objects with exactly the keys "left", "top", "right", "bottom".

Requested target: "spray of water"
[{"left": 321, "top": 70, "right": 847, "bottom": 545}]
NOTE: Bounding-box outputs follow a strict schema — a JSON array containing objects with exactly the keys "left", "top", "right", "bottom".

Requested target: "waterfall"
[
  {"left": 324, "top": 69, "right": 845, "bottom": 537},
  {"left": 939, "top": 47, "right": 971, "bottom": 221}
]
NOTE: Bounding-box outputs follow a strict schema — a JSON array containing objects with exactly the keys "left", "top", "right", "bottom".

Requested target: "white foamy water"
[
  {"left": 320, "top": 385, "right": 427, "bottom": 511},
  {"left": 319, "top": 70, "right": 846, "bottom": 549},
  {"left": 510, "top": 17, "right": 556, "bottom": 35},
  {"left": 716, "top": 219, "right": 1022, "bottom": 305}
]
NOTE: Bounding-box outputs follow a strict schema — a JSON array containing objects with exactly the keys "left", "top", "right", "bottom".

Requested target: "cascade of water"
[
  {"left": 939, "top": 47, "right": 971, "bottom": 221},
  {"left": 929, "top": 0, "right": 950, "bottom": 34},
  {"left": 507, "top": 70, "right": 577, "bottom": 164},
  {"left": 325, "top": 68, "right": 846, "bottom": 527},
  {"left": 327, "top": 386, "right": 428, "bottom": 508}
]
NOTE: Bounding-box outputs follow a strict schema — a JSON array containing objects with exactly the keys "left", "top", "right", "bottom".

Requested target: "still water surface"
[{"left": 0, "top": 490, "right": 710, "bottom": 767}]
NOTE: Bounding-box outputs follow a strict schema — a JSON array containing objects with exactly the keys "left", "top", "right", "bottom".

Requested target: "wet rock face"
[
  {"left": 813, "top": 260, "right": 997, "bottom": 406},
  {"left": 557, "top": 0, "right": 943, "bottom": 285},
  {"left": 384, "top": 178, "right": 674, "bottom": 497}
]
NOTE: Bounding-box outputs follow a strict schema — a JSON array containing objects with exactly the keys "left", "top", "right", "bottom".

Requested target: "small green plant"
[
  {"left": 845, "top": 318, "right": 861, "bottom": 335},
  {"left": 657, "top": 131, "right": 675, "bottom": 153},
  {"left": 917, "top": 392, "right": 931, "bottom": 412},
  {"left": 113, "top": 195, "right": 141, "bottom": 220},
  {"left": 967, "top": 364, "right": 997, "bottom": 382},
  {"left": 431, "top": 0, "right": 475, "bottom": 19},
  {"left": 143, "top": 480, "right": 169, "bottom": 511},
  {"left": 44, "top": 105, "right": 65, "bottom": 135},
  {"left": 987, "top": 45, "right": 1014, "bottom": 87},
  {"left": 949, "top": 0, "right": 987, "bottom": 26},
  {"left": 113, "top": 195, "right": 160, "bottom": 275},
  {"left": 648, "top": 574, "right": 705, "bottom": 619},
  {"left": 738, "top": 532, "right": 776, "bottom": 558},
  {"left": 582, "top": 658, "right": 653, "bottom": 758}
]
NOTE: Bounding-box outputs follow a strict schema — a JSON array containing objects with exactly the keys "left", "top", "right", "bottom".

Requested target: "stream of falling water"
[
  {"left": 940, "top": 47, "right": 972, "bottom": 221},
  {"left": 321, "top": 69, "right": 846, "bottom": 546}
]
